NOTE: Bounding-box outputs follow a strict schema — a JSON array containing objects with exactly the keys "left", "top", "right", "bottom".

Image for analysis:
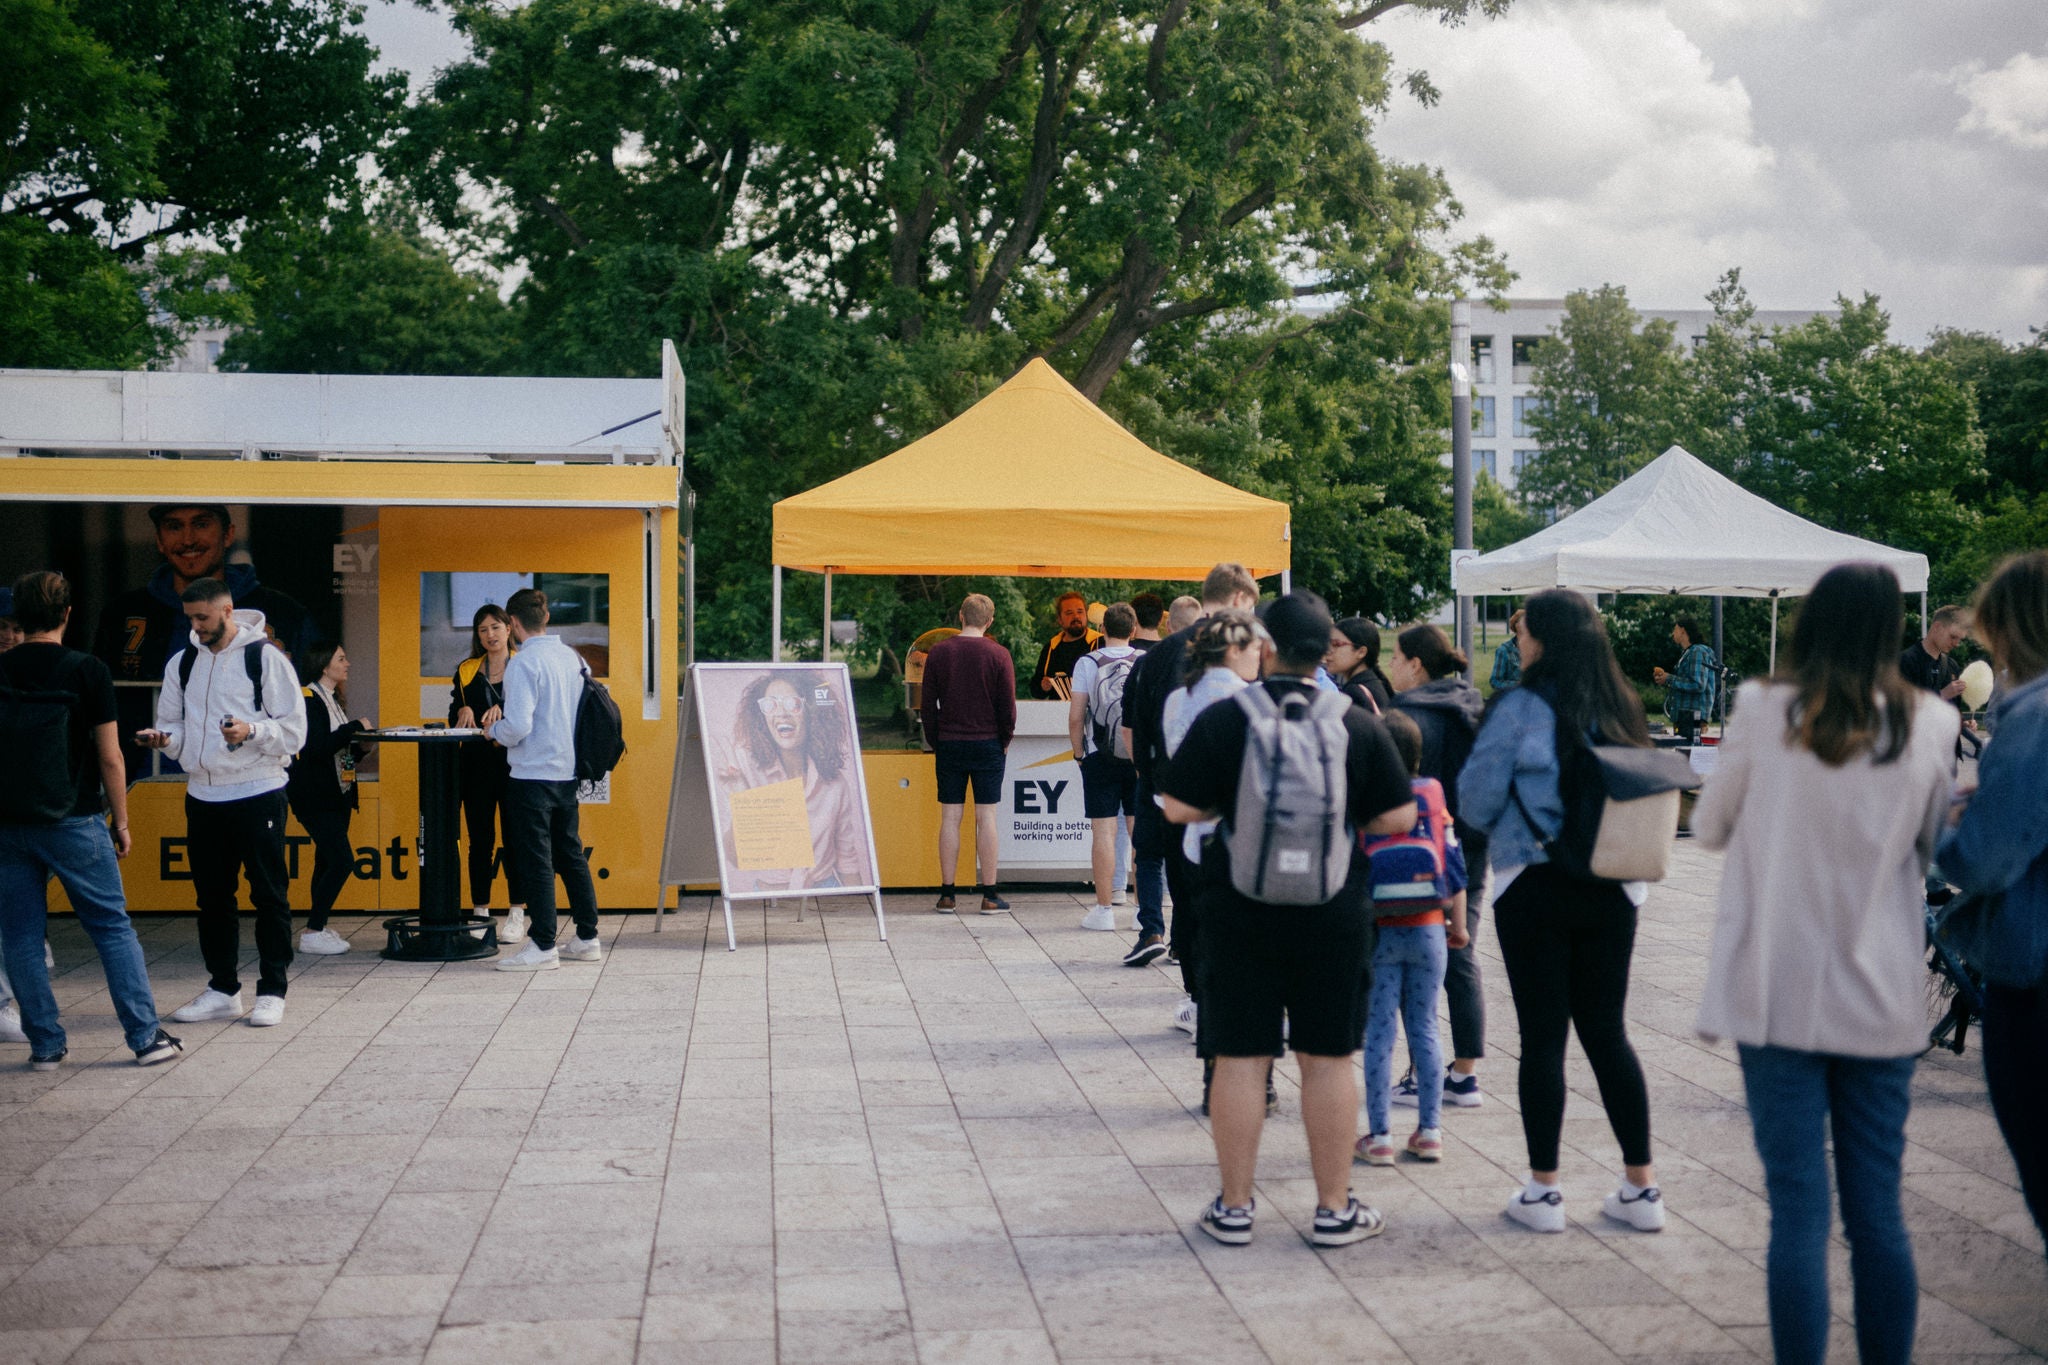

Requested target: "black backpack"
[
  {"left": 176, "top": 641, "right": 269, "bottom": 712},
  {"left": 573, "top": 665, "right": 626, "bottom": 781},
  {"left": 0, "top": 653, "right": 90, "bottom": 823}
]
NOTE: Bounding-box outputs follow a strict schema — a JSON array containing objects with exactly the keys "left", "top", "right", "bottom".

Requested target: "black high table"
[{"left": 357, "top": 728, "right": 499, "bottom": 961}]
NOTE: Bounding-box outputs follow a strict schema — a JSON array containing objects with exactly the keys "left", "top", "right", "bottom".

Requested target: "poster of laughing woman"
[{"left": 691, "top": 663, "right": 881, "bottom": 898}]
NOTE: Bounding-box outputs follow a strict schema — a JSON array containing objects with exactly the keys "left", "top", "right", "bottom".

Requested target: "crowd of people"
[
  {"left": 3, "top": 536, "right": 2046, "bottom": 1357},
  {"left": 918, "top": 554, "right": 2048, "bottom": 1351}
]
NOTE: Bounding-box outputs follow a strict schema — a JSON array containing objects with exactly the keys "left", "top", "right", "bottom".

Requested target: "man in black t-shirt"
[
  {"left": 1029, "top": 591, "right": 1101, "bottom": 698},
  {"left": 1159, "top": 591, "right": 1415, "bottom": 1249},
  {"left": 1900, "top": 604, "right": 1977, "bottom": 757},
  {"left": 0, "top": 571, "right": 181, "bottom": 1069}
]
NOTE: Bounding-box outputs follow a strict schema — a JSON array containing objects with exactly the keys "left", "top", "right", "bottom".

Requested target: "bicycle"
[{"left": 1924, "top": 884, "right": 1988, "bottom": 1056}]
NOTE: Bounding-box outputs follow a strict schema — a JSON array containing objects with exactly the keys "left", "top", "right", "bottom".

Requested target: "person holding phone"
[
  {"left": 136, "top": 578, "right": 307, "bottom": 1028},
  {"left": 450, "top": 604, "right": 527, "bottom": 942}
]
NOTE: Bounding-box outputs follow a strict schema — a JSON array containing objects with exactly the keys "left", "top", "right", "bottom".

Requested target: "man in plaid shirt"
[{"left": 1652, "top": 616, "right": 1717, "bottom": 742}]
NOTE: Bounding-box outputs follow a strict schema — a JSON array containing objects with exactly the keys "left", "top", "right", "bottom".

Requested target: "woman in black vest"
[
  {"left": 289, "top": 643, "right": 369, "bottom": 955},
  {"left": 450, "top": 604, "right": 526, "bottom": 942}
]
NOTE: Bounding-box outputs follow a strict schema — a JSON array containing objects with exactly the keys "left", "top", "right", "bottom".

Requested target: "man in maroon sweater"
[{"left": 920, "top": 593, "right": 1017, "bottom": 913}]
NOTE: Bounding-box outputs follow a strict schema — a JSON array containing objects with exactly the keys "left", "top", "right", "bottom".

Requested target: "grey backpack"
[{"left": 1223, "top": 686, "right": 1353, "bottom": 905}]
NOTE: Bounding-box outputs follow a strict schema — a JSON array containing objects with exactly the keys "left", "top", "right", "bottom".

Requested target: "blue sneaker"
[
  {"left": 1390, "top": 1070, "right": 1421, "bottom": 1108},
  {"left": 1443, "top": 1070, "right": 1483, "bottom": 1108}
]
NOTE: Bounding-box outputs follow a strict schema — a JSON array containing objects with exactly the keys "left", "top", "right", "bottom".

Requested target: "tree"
[
  {"left": 0, "top": 0, "right": 401, "bottom": 367},
  {"left": 396, "top": 0, "right": 1512, "bottom": 657},
  {"left": 1473, "top": 469, "right": 1539, "bottom": 551},
  {"left": 1927, "top": 325, "right": 2048, "bottom": 497},
  {"left": 220, "top": 210, "right": 519, "bottom": 375},
  {"left": 1518, "top": 284, "right": 1684, "bottom": 512}
]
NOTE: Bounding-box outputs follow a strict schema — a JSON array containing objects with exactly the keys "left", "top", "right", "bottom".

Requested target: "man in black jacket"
[{"left": 1120, "top": 563, "right": 1258, "bottom": 994}]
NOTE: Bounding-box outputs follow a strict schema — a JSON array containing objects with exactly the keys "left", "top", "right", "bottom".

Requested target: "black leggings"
[
  {"left": 460, "top": 761, "right": 521, "bottom": 907},
  {"left": 290, "top": 800, "right": 353, "bottom": 930},
  {"left": 1495, "top": 863, "right": 1653, "bottom": 1171}
]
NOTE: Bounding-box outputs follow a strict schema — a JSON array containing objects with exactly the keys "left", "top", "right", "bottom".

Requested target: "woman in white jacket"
[{"left": 1695, "top": 563, "right": 1956, "bottom": 1365}]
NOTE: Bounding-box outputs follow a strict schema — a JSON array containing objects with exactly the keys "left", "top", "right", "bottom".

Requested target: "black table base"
[{"left": 381, "top": 914, "right": 501, "bottom": 962}]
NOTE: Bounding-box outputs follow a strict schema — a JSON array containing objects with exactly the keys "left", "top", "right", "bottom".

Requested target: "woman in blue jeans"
[
  {"left": 1937, "top": 551, "right": 2048, "bottom": 1253},
  {"left": 1695, "top": 564, "right": 1959, "bottom": 1365}
]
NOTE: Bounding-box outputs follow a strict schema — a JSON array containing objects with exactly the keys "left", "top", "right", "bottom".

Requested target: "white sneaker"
[
  {"left": 43, "top": 941, "right": 54, "bottom": 969},
  {"left": 559, "top": 934, "right": 603, "bottom": 963},
  {"left": 1602, "top": 1184, "right": 1666, "bottom": 1232},
  {"left": 1080, "top": 905, "right": 1117, "bottom": 931},
  {"left": 247, "top": 995, "right": 286, "bottom": 1027},
  {"left": 298, "top": 929, "right": 350, "bottom": 955},
  {"left": 500, "top": 909, "right": 529, "bottom": 944},
  {"left": 170, "top": 989, "right": 244, "bottom": 1023},
  {"left": 1111, "top": 889, "right": 1127, "bottom": 906},
  {"left": 496, "top": 943, "right": 559, "bottom": 973},
  {"left": 0, "top": 1002, "right": 26, "bottom": 1043},
  {"left": 1172, "top": 996, "right": 1198, "bottom": 1037},
  {"left": 1505, "top": 1184, "right": 1567, "bottom": 1234}
]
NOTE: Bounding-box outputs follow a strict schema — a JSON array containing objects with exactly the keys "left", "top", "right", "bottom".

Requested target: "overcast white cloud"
[
  {"left": 358, "top": 0, "right": 2047, "bottom": 345},
  {"left": 1369, "top": 0, "right": 2048, "bottom": 343}
]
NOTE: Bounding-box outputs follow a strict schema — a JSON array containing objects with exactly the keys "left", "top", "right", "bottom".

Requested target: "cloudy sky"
[{"left": 361, "top": 0, "right": 2047, "bottom": 345}]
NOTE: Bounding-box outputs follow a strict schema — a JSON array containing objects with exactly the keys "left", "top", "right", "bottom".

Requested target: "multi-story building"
[{"left": 1467, "top": 298, "right": 1830, "bottom": 493}]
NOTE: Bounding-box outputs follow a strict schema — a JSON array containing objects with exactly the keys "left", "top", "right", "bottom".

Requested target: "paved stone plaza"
[{"left": 2, "top": 841, "right": 2044, "bottom": 1364}]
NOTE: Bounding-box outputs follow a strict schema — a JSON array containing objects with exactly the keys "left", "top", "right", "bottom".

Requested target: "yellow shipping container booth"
[{"left": 0, "top": 353, "right": 686, "bottom": 926}]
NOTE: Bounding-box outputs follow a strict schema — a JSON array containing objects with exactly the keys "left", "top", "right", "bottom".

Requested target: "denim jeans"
[
  {"left": 0, "top": 817, "right": 162, "bottom": 1054},
  {"left": 1364, "top": 923, "right": 1447, "bottom": 1133},
  {"left": 1739, "top": 1043, "right": 1918, "bottom": 1365}
]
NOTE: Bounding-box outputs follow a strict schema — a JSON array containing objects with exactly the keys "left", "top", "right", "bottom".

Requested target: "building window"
[
  {"left": 1474, "top": 449, "right": 1497, "bottom": 479},
  {"left": 1512, "top": 448, "right": 1535, "bottom": 473},
  {"left": 1474, "top": 395, "right": 1496, "bottom": 438},
  {"left": 1470, "top": 337, "right": 1495, "bottom": 385},
  {"left": 1511, "top": 335, "right": 1545, "bottom": 384},
  {"left": 204, "top": 340, "right": 223, "bottom": 369},
  {"left": 1513, "top": 397, "right": 1540, "bottom": 438}
]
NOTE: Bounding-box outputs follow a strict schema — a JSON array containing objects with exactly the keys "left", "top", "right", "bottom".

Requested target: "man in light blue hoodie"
[{"left": 487, "top": 587, "right": 602, "bottom": 971}]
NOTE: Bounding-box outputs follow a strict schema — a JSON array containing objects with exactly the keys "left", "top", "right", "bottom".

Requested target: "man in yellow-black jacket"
[{"left": 1030, "top": 591, "right": 1100, "bottom": 699}]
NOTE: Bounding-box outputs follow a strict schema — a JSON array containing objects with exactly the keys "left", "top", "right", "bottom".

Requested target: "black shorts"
[
  {"left": 1194, "top": 876, "right": 1373, "bottom": 1059},
  {"left": 1080, "top": 750, "right": 1138, "bottom": 818},
  {"left": 934, "top": 738, "right": 1005, "bottom": 805}
]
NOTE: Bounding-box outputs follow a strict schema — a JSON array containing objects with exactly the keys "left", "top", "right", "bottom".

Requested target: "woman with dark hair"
[
  {"left": 1326, "top": 617, "right": 1393, "bottom": 712},
  {"left": 1939, "top": 550, "right": 2048, "bottom": 1253},
  {"left": 721, "top": 671, "right": 867, "bottom": 894},
  {"left": 1459, "top": 590, "right": 1666, "bottom": 1234},
  {"left": 1386, "top": 623, "right": 1491, "bottom": 1110},
  {"left": 288, "top": 643, "right": 371, "bottom": 955},
  {"left": 450, "top": 604, "right": 527, "bottom": 942},
  {"left": 1695, "top": 563, "right": 1956, "bottom": 1364}
]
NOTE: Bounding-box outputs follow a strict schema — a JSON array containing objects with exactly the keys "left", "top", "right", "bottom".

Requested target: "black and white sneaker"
[
  {"left": 28, "top": 1047, "right": 66, "bottom": 1072},
  {"left": 1311, "top": 1196, "right": 1385, "bottom": 1247},
  {"left": 1122, "top": 934, "right": 1168, "bottom": 967},
  {"left": 1199, "top": 1195, "right": 1255, "bottom": 1245},
  {"left": 134, "top": 1030, "right": 184, "bottom": 1066}
]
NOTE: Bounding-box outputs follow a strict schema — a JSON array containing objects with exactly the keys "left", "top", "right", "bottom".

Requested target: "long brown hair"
[
  {"left": 1396, "top": 623, "right": 1470, "bottom": 681},
  {"left": 1973, "top": 550, "right": 2048, "bottom": 686},
  {"left": 1779, "top": 563, "right": 1916, "bottom": 766},
  {"left": 467, "top": 603, "right": 514, "bottom": 660},
  {"left": 1518, "top": 590, "right": 1649, "bottom": 747}
]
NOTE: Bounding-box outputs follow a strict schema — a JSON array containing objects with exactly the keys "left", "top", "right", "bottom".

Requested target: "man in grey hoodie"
[{"left": 138, "top": 578, "right": 308, "bottom": 1028}]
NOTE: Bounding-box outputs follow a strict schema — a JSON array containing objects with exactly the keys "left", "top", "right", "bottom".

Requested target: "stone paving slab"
[{"left": 1, "top": 839, "right": 2044, "bottom": 1363}]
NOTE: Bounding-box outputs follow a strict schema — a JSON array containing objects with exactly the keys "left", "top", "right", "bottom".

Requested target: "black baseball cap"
[
  {"left": 1262, "top": 591, "right": 1335, "bottom": 666},
  {"left": 147, "top": 503, "right": 234, "bottom": 527}
]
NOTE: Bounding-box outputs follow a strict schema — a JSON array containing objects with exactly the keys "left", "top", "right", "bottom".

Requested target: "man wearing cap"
[
  {"left": 94, "top": 505, "right": 318, "bottom": 780},
  {"left": 1159, "top": 590, "right": 1416, "bottom": 1249}
]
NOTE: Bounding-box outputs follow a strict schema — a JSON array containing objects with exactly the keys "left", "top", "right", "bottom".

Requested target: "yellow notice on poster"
[{"left": 727, "top": 777, "right": 817, "bottom": 871}]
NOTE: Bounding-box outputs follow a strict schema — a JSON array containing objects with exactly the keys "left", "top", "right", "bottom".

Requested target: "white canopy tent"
[{"left": 1454, "top": 446, "right": 1931, "bottom": 668}]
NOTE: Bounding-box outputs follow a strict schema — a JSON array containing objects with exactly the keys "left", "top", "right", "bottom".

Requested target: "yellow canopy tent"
[{"left": 769, "top": 358, "right": 1292, "bottom": 657}]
